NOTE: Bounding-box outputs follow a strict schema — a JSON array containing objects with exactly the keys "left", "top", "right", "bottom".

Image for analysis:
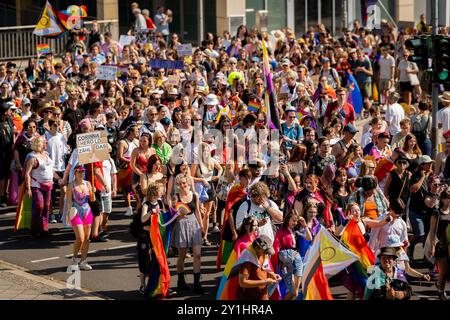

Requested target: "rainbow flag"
[
  {"left": 216, "top": 184, "right": 247, "bottom": 270},
  {"left": 374, "top": 157, "right": 395, "bottom": 183},
  {"left": 216, "top": 244, "right": 277, "bottom": 300},
  {"left": 36, "top": 43, "right": 50, "bottom": 55},
  {"left": 33, "top": 1, "right": 67, "bottom": 38},
  {"left": 341, "top": 219, "right": 375, "bottom": 274},
  {"left": 261, "top": 39, "right": 280, "bottom": 130},
  {"left": 146, "top": 212, "right": 172, "bottom": 298},
  {"left": 247, "top": 100, "right": 261, "bottom": 113},
  {"left": 14, "top": 184, "right": 33, "bottom": 231},
  {"left": 58, "top": 5, "right": 88, "bottom": 31}
]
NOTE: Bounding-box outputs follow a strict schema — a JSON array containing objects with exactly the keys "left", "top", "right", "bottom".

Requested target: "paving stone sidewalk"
[{"left": 0, "top": 260, "right": 104, "bottom": 300}]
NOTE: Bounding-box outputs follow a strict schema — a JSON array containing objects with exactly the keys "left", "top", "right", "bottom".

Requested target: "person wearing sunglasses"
[
  {"left": 281, "top": 106, "right": 303, "bottom": 155},
  {"left": 384, "top": 154, "right": 412, "bottom": 207}
]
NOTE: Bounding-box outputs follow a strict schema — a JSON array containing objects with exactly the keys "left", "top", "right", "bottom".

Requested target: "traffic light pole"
[{"left": 431, "top": 0, "right": 439, "bottom": 159}]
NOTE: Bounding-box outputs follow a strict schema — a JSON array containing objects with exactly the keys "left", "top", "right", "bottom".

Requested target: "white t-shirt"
[
  {"left": 385, "top": 103, "right": 405, "bottom": 136},
  {"left": 437, "top": 107, "right": 450, "bottom": 137},
  {"left": 235, "top": 199, "right": 280, "bottom": 244},
  {"left": 378, "top": 54, "right": 395, "bottom": 80},
  {"left": 45, "top": 131, "right": 68, "bottom": 172},
  {"left": 101, "top": 158, "right": 117, "bottom": 197},
  {"left": 369, "top": 218, "right": 408, "bottom": 252}
]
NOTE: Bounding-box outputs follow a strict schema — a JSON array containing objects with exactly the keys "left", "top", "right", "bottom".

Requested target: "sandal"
[{"left": 203, "top": 240, "right": 212, "bottom": 246}]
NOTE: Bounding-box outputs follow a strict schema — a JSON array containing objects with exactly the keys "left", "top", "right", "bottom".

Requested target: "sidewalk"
[{"left": 0, "top": 260, "right": 104, "bottom": 300}]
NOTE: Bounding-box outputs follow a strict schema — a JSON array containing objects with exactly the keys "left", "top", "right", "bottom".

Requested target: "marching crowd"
[{"left": 0, "top": 2, "right": 450, "bottom": 300}]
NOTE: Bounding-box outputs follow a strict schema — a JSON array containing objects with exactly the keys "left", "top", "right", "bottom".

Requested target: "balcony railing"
[{"left": 0, "top": 19, "right": 118, "bottom": 61}]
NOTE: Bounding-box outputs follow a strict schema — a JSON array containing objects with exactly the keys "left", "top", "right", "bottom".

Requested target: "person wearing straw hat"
[
  {"left": 37, "top": 103, "right": 56, "bottom": 135},
  {"left": 364, "top": 246, "right": 412, "bottom": 300}
]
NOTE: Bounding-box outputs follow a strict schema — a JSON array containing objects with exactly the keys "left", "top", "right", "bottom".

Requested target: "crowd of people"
[{"left": 0, "top": 2, "right": 450, "bottom": 300}]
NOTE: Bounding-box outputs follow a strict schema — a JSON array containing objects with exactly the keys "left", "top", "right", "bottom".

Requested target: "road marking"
[
  {"left": 30, "top": 257, "right": 60, "bottom": 263},
  {"left": 65, "top": 243, "right": 135, "bottom": 258}
]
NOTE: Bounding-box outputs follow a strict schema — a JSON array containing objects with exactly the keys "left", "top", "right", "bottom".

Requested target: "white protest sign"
[
  {"left": 177, "top": 44, "right": 193, "bottom": 57},
  {"left": 97, "top": 65, "right": 117, "bottom": 81},
  {"left": 119, "top": 35, "right": 135, "bottom": 47},
  {"left": 76, "top": 131, "right": 109, "bottom": 165}
]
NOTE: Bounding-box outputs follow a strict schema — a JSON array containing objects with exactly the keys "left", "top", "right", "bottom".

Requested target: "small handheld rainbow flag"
[
  {"left": 247, "top": 100, "right": 261, "bottom": 114},
  {"left": 37, "top": 43, "right": 50, "bottom": 55}
]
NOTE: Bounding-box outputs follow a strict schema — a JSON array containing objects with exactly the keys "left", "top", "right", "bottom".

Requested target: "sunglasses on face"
[{"left": 53, "top": 112, "right": 61, "bottom": 116}]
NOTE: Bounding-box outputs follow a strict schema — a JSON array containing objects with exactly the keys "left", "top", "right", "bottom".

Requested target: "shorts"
[
  {"left": 71, "top": 212, "right": 94, "bottom": 226},
  {"left": 379, "top": 79, "right": 392, "bottom": 92},
  {"left": 88, "top": 191, "right": 103, "bottom": 217},
  {"left": 101, "top": 194, "right": 112, "bottom": 214},
  {"left": 400, "top": 81, "right": 413, "bottom": 93},
  {"left": 278, "top": 249, "right": 303, "bottom": 294},
  {"left": 359, "top": 82, "right": 372, "bottom": 99}
]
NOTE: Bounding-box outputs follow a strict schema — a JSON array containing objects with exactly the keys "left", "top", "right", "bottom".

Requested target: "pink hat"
[{"left": 79, "top": 119, "right": 93, "bottom": 130}]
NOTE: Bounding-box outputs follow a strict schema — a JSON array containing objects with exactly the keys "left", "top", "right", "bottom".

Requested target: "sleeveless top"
[
  {"left": 198, "top": 162, "right": 213, "bottom": 182},
  {"left": 136, "top": 154, "right": 149, "bottom": 173},
  {"left": 123, "top": 139, "right": 138, "bottom": 159},
  {"left": 29, "top": 151, "right": 54, "bottom": 188},
  {"left": 72, "top": 181, "right": 91, "bottom": 220},
  {"left": 387, "top": 170, "right": 410, "bottom": 204},
  {"left": 176, "top": 193, "right": 197, "bottom": 214},
  {"left": 142, "top": 200, "right": 165, "bottom": 227}
]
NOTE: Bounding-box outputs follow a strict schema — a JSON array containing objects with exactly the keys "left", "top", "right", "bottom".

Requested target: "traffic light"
[
  {"left": 405, "top": 36, "right": 430, "bottom": 70},
  {"left": 435, "top": 35, "right": 450, "bottom": 84}
]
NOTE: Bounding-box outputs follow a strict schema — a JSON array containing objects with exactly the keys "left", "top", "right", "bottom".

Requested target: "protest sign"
[
  {"left": 177, "top": 43, "right": 193, "bottom": 57},
  {"left": 167, "top": 75, "right": 180, "bottom": 86},
  {"left": 76, "top": 131, "right": 109, "bottom": 165},
  {"left": 149, "top": 59, "right": 184, "bottom": 70},
  {"left": 119, "top": 35, "right": 135, "bottom": 47},
  {"left": 97, "top": 65, "right": 117, "bottom": 80}
]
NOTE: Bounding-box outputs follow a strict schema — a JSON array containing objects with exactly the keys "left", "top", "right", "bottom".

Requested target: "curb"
[{"left": 0, "top": 259, "right": 108, "bottom": 300}]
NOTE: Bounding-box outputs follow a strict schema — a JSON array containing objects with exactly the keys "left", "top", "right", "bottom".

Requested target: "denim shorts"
[
  {"left": 278, "top": 249, "right": 303, "bottom": 293},
  {"left": 101, "top": 194, "right": 113, "bottom": 214}
]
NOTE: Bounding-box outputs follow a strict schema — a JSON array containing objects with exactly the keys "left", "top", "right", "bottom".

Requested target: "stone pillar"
[
  {"left": 96, "top": 0, "right": 119, "bottom": 39},
  {"left": 216, "top": 0, "right": 246, "bottom": 36}
]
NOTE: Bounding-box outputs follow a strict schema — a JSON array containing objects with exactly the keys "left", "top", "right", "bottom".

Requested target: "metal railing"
[{"left": 0, "top": 19, "right": 118, "bottom": 61}]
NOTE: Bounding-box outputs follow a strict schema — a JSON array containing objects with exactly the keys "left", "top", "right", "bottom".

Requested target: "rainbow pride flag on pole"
[
  {"left": 36, "top": 43, "right": 50, "bottom": 55},
  {"left": 247, "top": 100, "right": 261, "bottom": 114},
  {"left": 33, "top": 1, "right": 67, "bottom": 38}
]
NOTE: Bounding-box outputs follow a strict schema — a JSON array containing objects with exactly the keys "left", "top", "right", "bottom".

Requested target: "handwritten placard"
[
  {"left": 167, "top": 75, "right": 180, "bottom": 86},
  {"left": 177, "top": 44, "right": 193, "bottom": 57},
  {"left": 97, "top": 65, "right": 117, "bottom": 80},
  {"left": 119, "top": 35, "right": 135, "bottom": 47},
  {"left": 76, "top": 131, "right": 109, "bottom": 165},
  {"left": 149, "top": 59, "right": 184, "bottom": 70}
]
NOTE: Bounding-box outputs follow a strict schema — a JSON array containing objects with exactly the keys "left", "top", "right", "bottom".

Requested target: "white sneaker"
[
  {"left": 211, "top": 226, "right": 220, "bottom": 233},
  {"left": 79, "top": 260, "right": 93, "bottom": 271},
  {"left": 124, "top": 206, "right": 133, "bottom": 217}
]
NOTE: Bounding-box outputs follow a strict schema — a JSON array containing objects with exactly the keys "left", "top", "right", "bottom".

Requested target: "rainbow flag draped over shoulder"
[
  {"left": 341, "top": 219, "right": 375, "bottom": 274},
  {"left": 216, "top": 244, "right": 277, "bottom": 300},
  {"left": 14, "top": 184, "right": 33, "bottom": 231},
  {"left": 345, "top": 71, "right": 363, "bottom": 115},
  {"left": 33, "top": 1, "right": 67, "bottom": 38},
  {"left": 145, "top": 210, "right": 174, "bottom": 298},
  {"left": 216, "top": 184, "right": 247, "bottom": 270}
]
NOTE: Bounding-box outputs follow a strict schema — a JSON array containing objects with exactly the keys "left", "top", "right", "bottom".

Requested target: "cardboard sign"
[
  {"left": 119, "top": 35, "right": 135, "bottom": 47},
  {"left": 149, "top": 59, "right": 184, "bottom": 70},
  {"left": 167, "top": 75, "right": 180, "bottom": 86},
  {"left": 76, "top": 131, "right": 109, "bottom": 165},
  {"left": 177, "top": 43, "right": 193, "bottom": 57},
  {"left": 97, "top": 65, "right": 117, "bottom": 80}
]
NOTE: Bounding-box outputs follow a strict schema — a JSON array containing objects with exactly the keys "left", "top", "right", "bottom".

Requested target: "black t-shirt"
[
  {"left": 408, "top": 172, "right": 428, "bottom": 214},
  {"left": 63, "top": 107, "right": 85, "bottom": 132}
]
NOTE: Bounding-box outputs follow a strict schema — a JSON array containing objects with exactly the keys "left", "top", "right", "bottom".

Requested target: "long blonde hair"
[{"left": 198, "top": 142, "right": 213, "bottom": 171}]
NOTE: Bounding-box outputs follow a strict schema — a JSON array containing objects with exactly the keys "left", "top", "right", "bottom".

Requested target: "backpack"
[{"left": 412, "top": 115, "right": 430, "bottom": 143}]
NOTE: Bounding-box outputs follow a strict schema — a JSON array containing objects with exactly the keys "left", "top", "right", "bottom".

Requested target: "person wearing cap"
[
  {"left": 320, "top": 57, "right": 340, "bottom": 90},
  {"left": 281, "top": 106, "right": 303, "bottom": 154},
  {"left": 384, "top": 154, "right": 411, "bottom": 206},
  {"left": 65, "top": 164, "right": 95, "bottom": 270},
  {"left": 20, "top": 98, "right": 32, "bottom": 122},
  {"left": 235, "top": 235, "right": 281, "bottom": 300},
  {"left": 203, "top": 94, "right": 219, "bottom": 129},
  {"left": 408, "top": 154, "right": 435, "bottom": 259},
  {"left": 324, "top": 87, "right": 356, "bottom": 128},
  {"left": 332, "top": 123, "right": 358, "bottom": 165},
  {"left": 385, "top": 92, "right": 405, "bottom": 137},
  {"left": 364, "top": 246, "right": 412, "bottom": 300}
]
